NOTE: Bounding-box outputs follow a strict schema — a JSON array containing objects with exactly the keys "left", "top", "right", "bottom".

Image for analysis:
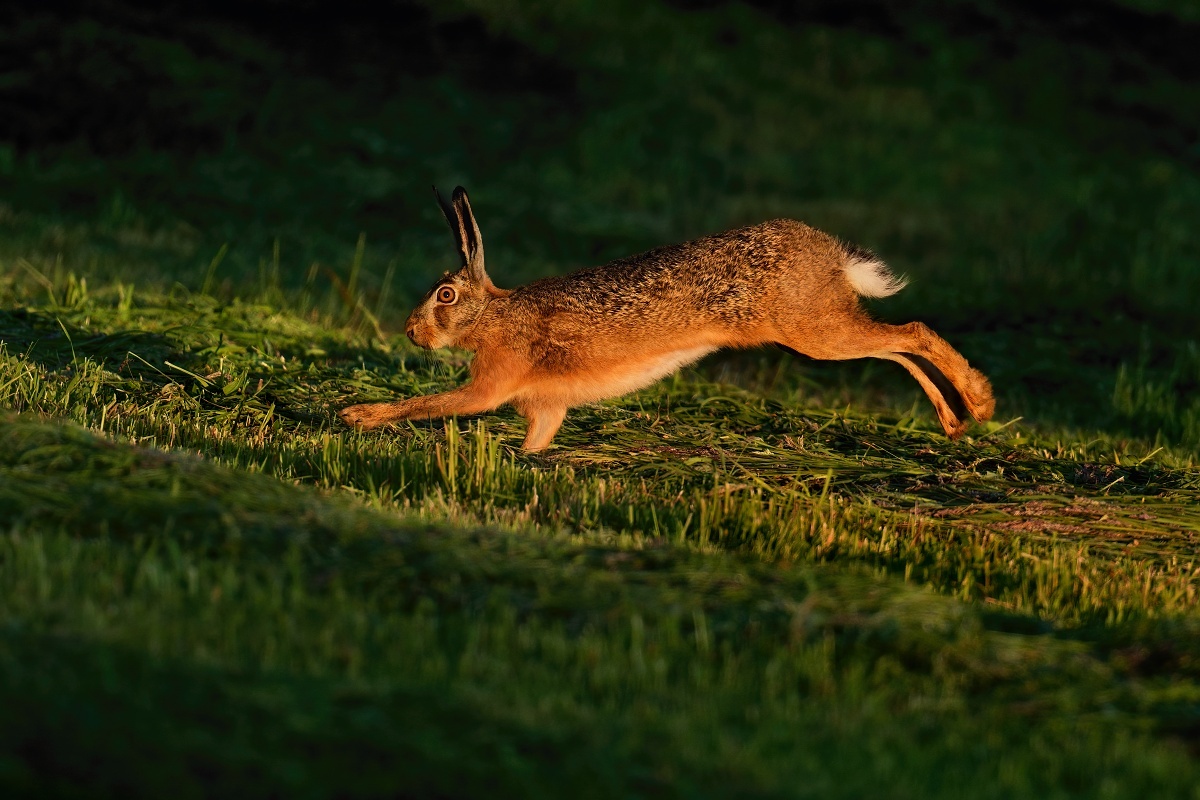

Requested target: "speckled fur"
[{"left": 340, "top": 187, "right": 995, "bottom": 450}]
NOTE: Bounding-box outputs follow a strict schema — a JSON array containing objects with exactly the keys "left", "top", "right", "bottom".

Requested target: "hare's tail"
[{"left": 841, "top": 244, "right": 908, "bottom": 299}]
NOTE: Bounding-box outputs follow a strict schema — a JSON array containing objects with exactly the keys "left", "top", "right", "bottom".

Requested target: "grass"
[
  {"left": 2, "top": 0, "right": 1200, "bottom": 795},
  {"left": 4, "top": 412, "right": 1200, "bottom": 798}
]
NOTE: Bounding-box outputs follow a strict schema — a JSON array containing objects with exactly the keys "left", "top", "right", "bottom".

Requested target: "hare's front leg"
[
  {"left": 339, "top": 381, "right": 506, "bottom": 430},
  {"left": 513, "top": 399, "right": 567, "bottom": 452}
]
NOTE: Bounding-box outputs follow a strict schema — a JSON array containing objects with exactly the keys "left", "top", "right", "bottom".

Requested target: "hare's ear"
[{"left": 433, "top": 185, "right": 494, "bottom": 289}]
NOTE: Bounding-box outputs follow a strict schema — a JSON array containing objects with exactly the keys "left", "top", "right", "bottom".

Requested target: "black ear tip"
[{"left": 452, "top": 186, "right": 469, "bottom": 201}]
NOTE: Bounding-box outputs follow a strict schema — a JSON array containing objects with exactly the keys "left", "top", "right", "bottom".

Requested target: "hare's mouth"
[
  {"left": 404, "top": 324, "right": 441, "bottom": 350},
  {"left": 405, "top": 323, "right": 431, "bottom": 348}
]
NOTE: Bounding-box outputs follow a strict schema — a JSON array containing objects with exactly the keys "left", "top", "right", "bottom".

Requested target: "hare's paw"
[
  {"left": 339, "top": 403, "right": 389, "bottom": 430},
  {"left": 964, "top": 368, "right": 996, "bottom": 423}
]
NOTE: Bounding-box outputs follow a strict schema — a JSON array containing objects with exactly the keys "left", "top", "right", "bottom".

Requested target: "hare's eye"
[{"left": 436, "top": 286, "right": 457, "bottom": 304}]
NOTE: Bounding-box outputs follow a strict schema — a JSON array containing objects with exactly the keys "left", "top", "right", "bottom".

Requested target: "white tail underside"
[{"left": 843, "top": 256, "right": 908, "bottom": 298}]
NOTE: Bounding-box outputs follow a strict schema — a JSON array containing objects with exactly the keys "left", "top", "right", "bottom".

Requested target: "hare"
[{"left": 339, "top": 186, "right": 994, "bottom": 450}]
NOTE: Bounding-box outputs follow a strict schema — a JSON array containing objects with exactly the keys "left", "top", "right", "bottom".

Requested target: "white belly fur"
[{"left": 555, "top": 345, "right": 718, "bottom": 406}]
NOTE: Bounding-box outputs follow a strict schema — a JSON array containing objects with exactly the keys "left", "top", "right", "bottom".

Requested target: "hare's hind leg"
[
  {"left": 879, "top": 345, "right": 992, "bottom": 439},
  {"left": 885, "top": 322, "right": 994, "bottom": 427},
  {"left": 777, "top": 319, "right": 994, "bottom": 439}
]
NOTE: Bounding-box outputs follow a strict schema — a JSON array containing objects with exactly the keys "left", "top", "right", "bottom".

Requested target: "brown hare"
[{"left": 339, "top": 186, "right": 995, "bottom": 450}]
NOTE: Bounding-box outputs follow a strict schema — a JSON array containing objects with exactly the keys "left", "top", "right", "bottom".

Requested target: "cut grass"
[{"left": 1, "top": 287, "right": 1197, "bottom": 627}]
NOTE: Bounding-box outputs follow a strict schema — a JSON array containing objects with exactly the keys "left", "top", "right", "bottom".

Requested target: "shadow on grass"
[
  {"left": 0, "top": 307, "right": 172, "bottom": 375},
  {"left": 0, "top": 628, "right": 634, "bottom": 800}
]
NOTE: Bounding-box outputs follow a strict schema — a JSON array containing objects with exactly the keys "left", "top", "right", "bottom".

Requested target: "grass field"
[{"left": 2, "top": 0, "right": 1200, "bottom": 796}]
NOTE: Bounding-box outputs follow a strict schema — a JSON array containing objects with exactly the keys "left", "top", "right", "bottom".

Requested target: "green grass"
[
  {"left": 4, "top": 412, "right": 1200, "bottom": 798},
  {"left": 3, "top": 0, "right": 1200, "bottom": 795}
]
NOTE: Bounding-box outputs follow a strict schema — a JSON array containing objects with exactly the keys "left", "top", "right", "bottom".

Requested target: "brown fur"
[{"left": 339, "top": 187, "right": 995, "bottom": 450}]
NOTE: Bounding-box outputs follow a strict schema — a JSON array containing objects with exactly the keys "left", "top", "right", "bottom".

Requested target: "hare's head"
[{"left": 405, "top": 186, "right": 508, "bottom": 349}]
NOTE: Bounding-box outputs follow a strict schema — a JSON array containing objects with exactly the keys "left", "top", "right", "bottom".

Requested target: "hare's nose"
[{"left": 405, "top": 324, "right": 417, "bottom": 342}]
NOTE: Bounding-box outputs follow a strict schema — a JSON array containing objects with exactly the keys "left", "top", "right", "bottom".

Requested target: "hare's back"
[{"left": 513, "top": 219, "right": 845, "bottom": 322}]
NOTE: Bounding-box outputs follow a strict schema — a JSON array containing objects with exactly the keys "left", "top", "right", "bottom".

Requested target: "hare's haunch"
[{"left": 339, "top": 186, "right": 995, "bottom": 450}]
